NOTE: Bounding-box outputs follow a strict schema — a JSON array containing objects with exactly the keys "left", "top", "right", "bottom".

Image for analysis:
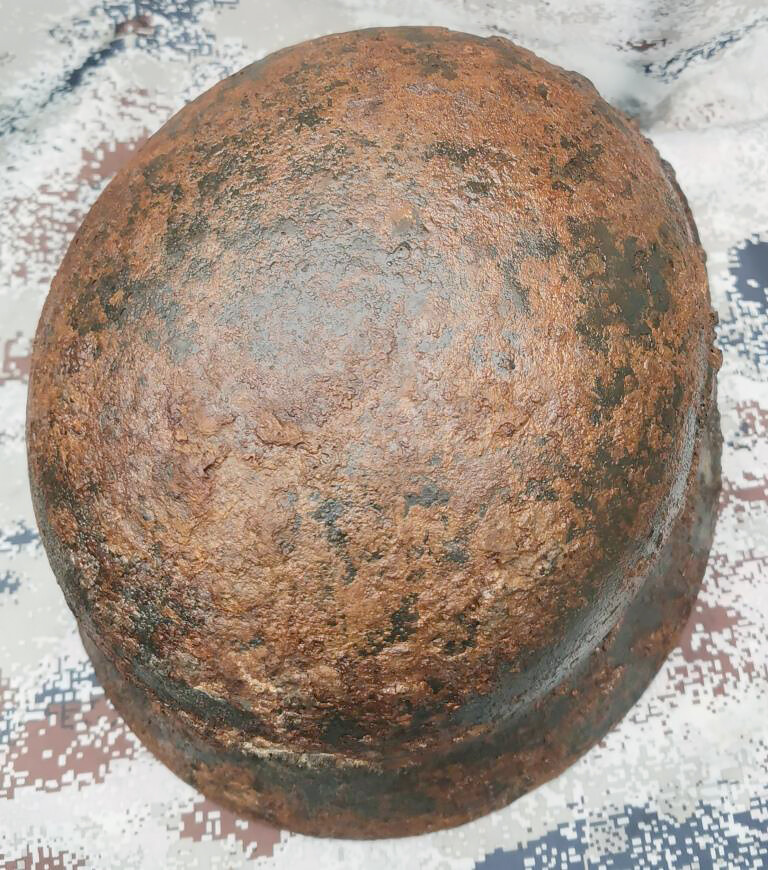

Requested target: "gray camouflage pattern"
[{"left": 1, "top": 1, "right": 766, "bottom": 867}]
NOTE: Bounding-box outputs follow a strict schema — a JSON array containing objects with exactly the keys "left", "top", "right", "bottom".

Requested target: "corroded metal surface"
[{"left": 26, "top": 27, "right": 721, "bottom": 838}]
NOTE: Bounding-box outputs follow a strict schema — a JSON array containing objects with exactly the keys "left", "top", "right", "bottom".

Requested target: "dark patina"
[{"left": 27, "top": 27, "right": 721, "bottom": 837}]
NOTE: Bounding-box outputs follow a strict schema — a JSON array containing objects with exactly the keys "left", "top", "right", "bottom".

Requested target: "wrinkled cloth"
[{"left": 0, "top": 2, "right": 766, "bottom": 867}]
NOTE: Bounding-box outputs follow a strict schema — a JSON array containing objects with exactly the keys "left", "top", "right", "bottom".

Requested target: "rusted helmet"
[{"left": 27, "top": 27, "right": 721, "bottom": 838}]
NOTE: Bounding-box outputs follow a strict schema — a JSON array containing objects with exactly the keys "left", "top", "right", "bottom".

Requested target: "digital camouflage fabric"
[{"left": 1, "top": 0, "right": 767, "bottom": 866}]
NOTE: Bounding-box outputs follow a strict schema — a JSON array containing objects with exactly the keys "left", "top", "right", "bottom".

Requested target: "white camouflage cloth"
[{"left": 0, "top": 1, "right": 766, "bottom": 867}]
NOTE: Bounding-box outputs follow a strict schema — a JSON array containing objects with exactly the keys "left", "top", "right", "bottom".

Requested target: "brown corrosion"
[{"left": 26, "top": 27, "right": 721, "bottom": 837}]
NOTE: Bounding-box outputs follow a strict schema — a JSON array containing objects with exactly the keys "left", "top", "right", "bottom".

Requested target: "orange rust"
[{"left": 27, "top": 27, "right": 721, "bottom": 837}]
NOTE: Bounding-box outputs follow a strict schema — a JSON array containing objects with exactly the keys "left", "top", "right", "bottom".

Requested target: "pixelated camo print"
[{"left": 1, "top": 1, "right": 766, "bottom": 867}]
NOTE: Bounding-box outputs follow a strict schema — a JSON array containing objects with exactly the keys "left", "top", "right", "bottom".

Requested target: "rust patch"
[{"left": 27, "top": 26, "right": 720, "bottom": 837}]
